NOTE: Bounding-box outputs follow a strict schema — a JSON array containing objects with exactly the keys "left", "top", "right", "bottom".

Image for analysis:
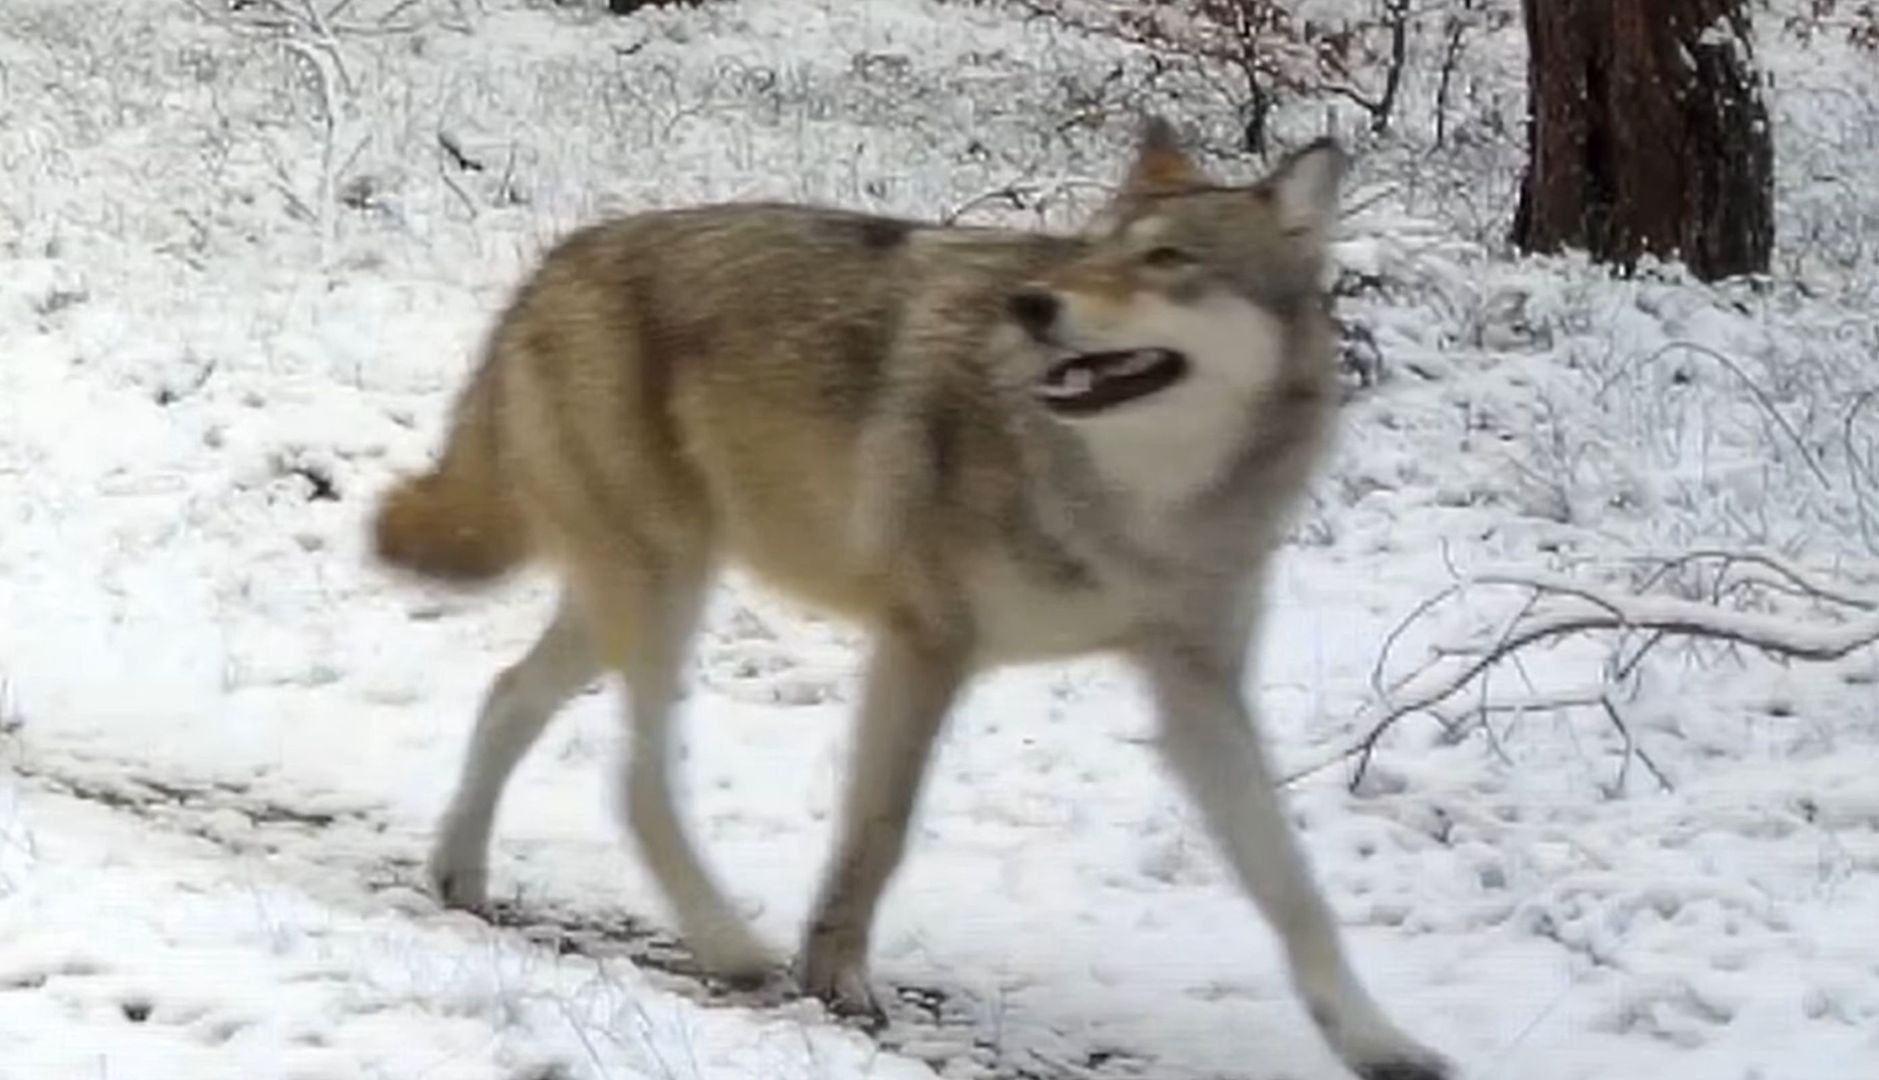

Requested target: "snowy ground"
[{"left": 2, "top": 1, "right": 1877, "bottom": 1078}]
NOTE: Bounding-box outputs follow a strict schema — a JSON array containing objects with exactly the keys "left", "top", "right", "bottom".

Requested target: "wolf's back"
[{"left": 371, "top": 203, "right": 1068, "bottom": 589}]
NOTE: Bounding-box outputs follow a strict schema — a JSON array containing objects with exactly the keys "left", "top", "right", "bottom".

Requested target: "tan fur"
[
  {"left": 374, "top": 365, "right": 528, "bottom": 582},
  {"left": 374, "top": 123, "right": 1451, "bottom": 1080},
  {"left": 375, "top": 208, "right": 1079, "bottom": 621}
]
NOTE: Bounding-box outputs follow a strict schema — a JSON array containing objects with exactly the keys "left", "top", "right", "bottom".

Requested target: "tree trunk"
[
  {"left": 1512, "top": 0, "right": 1773, "bottom": 281},
  {"left": 609, "top": 0, "right": 703, "bottom": 13}
]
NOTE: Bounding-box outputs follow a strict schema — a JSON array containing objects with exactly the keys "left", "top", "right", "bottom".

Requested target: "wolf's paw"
[
  {"left": 426, "top": 845, "right": 488, "bottom": 909},
  {"left": 1345, "top": 1035, "right": 1450, "bottom": 1080},
  {"left": 1322, "top": 1007, "right": 1451, "bottom": 1080},
  {"left": 688, "top": 921, "right": 777, "bottom": 987},
  {"left": 1356, "top": 1060, "right": 1449, "bottom": 1080},
  {"left": 797, "top": 936, "right": 886, "bottom": 1029},
  {"left": 811, "top": 968, "right": 887, "bottom": 1029}
]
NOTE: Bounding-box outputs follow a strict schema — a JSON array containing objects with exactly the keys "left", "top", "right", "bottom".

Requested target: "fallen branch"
[
  {"left": 940, "top": 176, "right": 1111, "bottom": 225},
  {"left": 1286, "top": 554, "right": 1879, "bottom": 793}
]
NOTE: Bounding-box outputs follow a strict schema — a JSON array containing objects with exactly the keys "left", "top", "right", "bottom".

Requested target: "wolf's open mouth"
[{"left": 1034, "top": 348, "right": 1189, "bottom": 416}]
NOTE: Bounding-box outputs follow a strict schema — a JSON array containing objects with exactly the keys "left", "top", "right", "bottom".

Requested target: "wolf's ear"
[
  {"left": 1121, "top": 114, "right": 1203, "bottom": 197},
  {"left": 1263, "top": 137, "right": 1346, "bottom": 239}
]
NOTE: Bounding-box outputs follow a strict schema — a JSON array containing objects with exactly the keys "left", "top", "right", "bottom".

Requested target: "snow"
[
  {"left": 0, "top": 786, "right": 928, "bottom": 1080},
  {"left": 2, "top": 1, "right": 1877, "bottom": 1079}
]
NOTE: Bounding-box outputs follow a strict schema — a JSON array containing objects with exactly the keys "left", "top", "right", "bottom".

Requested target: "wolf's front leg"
[
  {"left": 1134, "top": 635, "right": 1451, "bottom": 1080},
  {"left": 800, "top": 617, "right": 965, "bottom": 1023}
]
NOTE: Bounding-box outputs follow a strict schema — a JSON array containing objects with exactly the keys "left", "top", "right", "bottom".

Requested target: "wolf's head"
[
  {"left": 1010, "top": 117, "right": 1344, "bottom": 422},
  {"left": 1006, "top": 118, "right": 1345, "bottom": 511}
]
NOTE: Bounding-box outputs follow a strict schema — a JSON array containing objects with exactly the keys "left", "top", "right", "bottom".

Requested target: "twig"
[
  {"left": 1599, "top": 692, "right": 1674, "bottom": 795},
  {"left": 1369, "top": 581, "right": 1463, "bottom": 701},
  {"left": 1842, "top": 387, "right": 1879, "bottom": 553},
  {"left": 1285, "top": 558, "right": 1879, "bottom": 792},
  {"left": 1628, "top": 548, "right": 1877, "bottom": 611},
  {"left": 436, "top": 149, "right": 480, "bottom": 221},
  {"left": 1596, "top": 340, "right": 1832, "bottom": 490},
  {"left": 942, "top": 183, "right": 1031, "bottom": 224}
]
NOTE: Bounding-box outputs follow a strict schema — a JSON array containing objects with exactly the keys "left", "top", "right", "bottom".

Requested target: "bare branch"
[
  {"left": 1596, "top": 340, "right": 1833, "bottom": 489},
  {"left": 1285, "top": 555, "right": 1879, "bottom": 792},
  {"left": 1011, "top": 0, "right": 1408, "bottom": 152},
  {"left": 1599, "top": 692, "right": 1675, "bottom": 795}
]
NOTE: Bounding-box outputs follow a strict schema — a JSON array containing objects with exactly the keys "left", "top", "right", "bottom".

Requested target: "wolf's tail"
[{"left": 372, "top": 363, "right": 530, "bottom": 584}]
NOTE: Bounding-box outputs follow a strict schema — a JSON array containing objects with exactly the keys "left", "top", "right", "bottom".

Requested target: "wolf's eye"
[{"left": 1142, "top": 245, "right": 1194, "bottom": 269}]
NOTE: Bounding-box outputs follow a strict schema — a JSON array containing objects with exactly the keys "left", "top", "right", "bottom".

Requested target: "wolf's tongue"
[{"left": 1036, "top": 348, "right": 1188, "bottom": 416}]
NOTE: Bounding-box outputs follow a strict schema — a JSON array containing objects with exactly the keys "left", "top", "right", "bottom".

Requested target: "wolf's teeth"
[{"left": 1117, "top": 350, "right": 1160, "bottom": 375}]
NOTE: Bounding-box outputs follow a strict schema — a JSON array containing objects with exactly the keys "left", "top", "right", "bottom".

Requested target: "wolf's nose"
[{"left": 1007, "top": 289, "right": 1060, "bottom": 340}]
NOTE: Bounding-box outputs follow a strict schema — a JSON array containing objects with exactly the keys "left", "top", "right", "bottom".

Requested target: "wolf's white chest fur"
[
  {"left": 1072, "top": 293, "right": 1285, "bottom": 527},
  {"left": 966, "top": 295, "right": 1286, "bottom": 663},
  {"left": 965, "top": 555, "right": 1140, "bottom": 664}
]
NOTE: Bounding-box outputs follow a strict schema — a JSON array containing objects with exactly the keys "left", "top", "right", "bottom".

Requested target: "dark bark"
[
  {"left": 1434, "top": 0, "right": 1479, "bottom": 149},
  {"left": 1512, "top": 0, "right": 1773, "bottom": 281},
  {"left": 608, "top": 0, "right": 704, "bottom": 14},
  {"left": 1372, "top": 0, "right": 1410, "bottom": 135}
]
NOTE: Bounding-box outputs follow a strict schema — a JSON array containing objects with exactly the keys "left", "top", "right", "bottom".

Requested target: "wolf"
[{"left": 371, "top": 119, "right": 1448, "bottom": 1080}]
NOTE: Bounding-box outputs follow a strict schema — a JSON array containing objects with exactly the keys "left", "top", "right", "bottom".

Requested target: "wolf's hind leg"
[
  {"left": 1134, "top": 634, "right": 1450, "bottom": 1080},
  {"left": 430, "top": 595, "right": 598, "bottom": 908},
  {"left": 577, "top": 558, "right": 774, "bottom": 982}
]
